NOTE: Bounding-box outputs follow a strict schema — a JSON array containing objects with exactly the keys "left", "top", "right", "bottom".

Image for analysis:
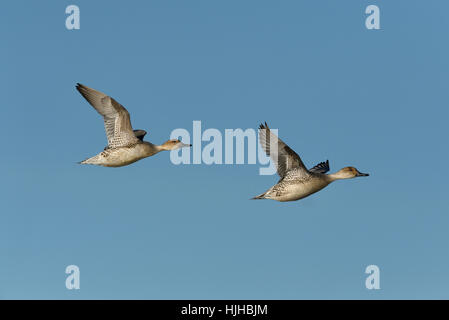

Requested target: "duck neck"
[
  {"left": 327, "top": 172, "right": 350, "bottom": 182},
  {"left": 326, "top": 174, "right": 340, "bottom": 183},
  {"left": 157, "top": 143, "right": 171, "bottom": 151},
  {"left": 143, "top": 142, "right": 164, "bottom": 157}
]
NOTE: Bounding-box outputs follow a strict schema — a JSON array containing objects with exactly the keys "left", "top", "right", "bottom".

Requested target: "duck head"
[
  {"left": 330, "top": 166, "right": 369, "bottom": 180},
  {"left": 161, "top": 139, "right": 192, "bottom": 151}
]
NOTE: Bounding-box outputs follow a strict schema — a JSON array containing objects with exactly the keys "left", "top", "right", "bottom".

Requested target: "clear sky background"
[{"left": 1, "top": 0, "right": 448, "bottom": 299}]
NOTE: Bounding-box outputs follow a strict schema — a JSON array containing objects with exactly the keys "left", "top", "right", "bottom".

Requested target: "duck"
[
  {"left": 76, "top": 83, "right": 191, "bottom": 167},
  {"left": 252, "top": 122, "right": 369, "bottom": 202}
]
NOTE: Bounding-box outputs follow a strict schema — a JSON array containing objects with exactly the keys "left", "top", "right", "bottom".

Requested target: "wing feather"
[
  {"left": 133, "top": 129, "right": 147, "bottom": 141},
  {"left": 309, "top": 160, "right": 330, "bottom": 174},
  {"left": 76, "top": 83, "right": 139, "bottom": 148},
  {"left": 258, "top": 122, "right": 308, "bottom": 179}
]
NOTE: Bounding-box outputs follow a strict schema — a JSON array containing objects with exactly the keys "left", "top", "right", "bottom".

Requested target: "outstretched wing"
[
  {"left": 258, "top": 122, "right": 308, "bottom": 179},
  {"left": 309, "top": 160, "right": 330, "bottom": 174},
  {"left": 76, "top": 83, "right": 139, "bottom": 148}
]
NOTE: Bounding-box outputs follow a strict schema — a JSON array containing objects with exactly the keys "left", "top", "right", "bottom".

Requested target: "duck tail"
[
  {"left": 78, "top": 158, "right": 90, "bottom": 165},
  {"left": 78, "top": 154, "right": 100, "bottom": 165},
  {"left": 251, "top": 192, "right": 266, "bottom": 200}
]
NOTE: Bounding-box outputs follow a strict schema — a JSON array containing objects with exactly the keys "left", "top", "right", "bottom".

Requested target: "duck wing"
[
  {"left": 258, "top": 122, "right": 308, "bottom": 179},
  {"left": 309, "top": 160, "right": 330, "bottom": 174},
  {"left": 133, "top": 129, "right": 147, "bottom": 141},
  {"left": 76, "top": 83, "right": 139, "bottom": 148}
]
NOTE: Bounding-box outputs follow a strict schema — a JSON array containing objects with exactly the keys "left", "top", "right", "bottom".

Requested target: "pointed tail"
[
  {"left": 78, "top": 154, "right": 100, "bottom": 165},
  {"left": 251, "top": 192, "right": 266, "bottom": 200}
]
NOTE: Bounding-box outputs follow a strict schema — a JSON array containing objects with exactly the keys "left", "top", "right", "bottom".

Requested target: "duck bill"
[{"left": 356, "top": 172, "right": 369, "bottom": 177}]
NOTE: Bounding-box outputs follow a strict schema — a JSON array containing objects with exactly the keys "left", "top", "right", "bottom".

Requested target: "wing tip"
[
  {"left": 259, "top": 121, "right": 270, "bottom": 130},
  {"left": 75, "top": 83, "right": 86, "bottom": 93}
]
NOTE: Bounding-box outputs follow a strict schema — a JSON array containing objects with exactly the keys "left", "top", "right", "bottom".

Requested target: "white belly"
[
  {"left": 271, "top": 178, "right": 330, "bottom": 202},
  {"left": 82, "top": 144, "right": 151, "bottom": 167},
  {"left": 101, "top": 147, "right": 146, "bottom": 167}
]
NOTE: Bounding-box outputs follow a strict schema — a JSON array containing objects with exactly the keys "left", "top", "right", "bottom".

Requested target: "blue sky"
[{"left": 1, "top": 0, "right": 448, "bottom": 299}]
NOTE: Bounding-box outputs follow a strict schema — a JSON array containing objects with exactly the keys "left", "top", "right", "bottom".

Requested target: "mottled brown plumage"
[
  {"left": 253, "top": 122, "right": 369, "bottom": 202},
  {"left": 76, "top": 83, "right": 191, "bottom": 167}
]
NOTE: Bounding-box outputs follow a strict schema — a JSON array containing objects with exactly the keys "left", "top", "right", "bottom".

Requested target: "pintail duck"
[
  {"left": 76, "top": 83, "right": 191, "bottom": 167},
  {"left": 253, "top": 122, "right": 369, "bottom": 202}
]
